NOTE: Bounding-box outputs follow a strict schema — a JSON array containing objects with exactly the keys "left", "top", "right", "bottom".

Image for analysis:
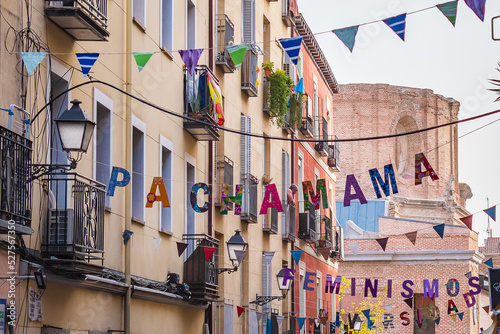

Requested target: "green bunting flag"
[
  {"left": 226, "top": 44, "right": 248, "bottom": 69},
  {"left": 133, "top": 52, "right": 154, "bottom": 72},
  {"left": 437, "top": 1, "right": 458, "bottom": 26}
]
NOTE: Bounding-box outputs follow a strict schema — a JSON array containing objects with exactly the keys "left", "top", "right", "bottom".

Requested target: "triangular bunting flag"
[
  {"left": 404, "top": 298, "right": 413, "bottom": 309},
  {"left": 314, "top": 318, "right": 319, "bottom": 326},
  {"left": 484, "top": 206, "right": 496, "bottom": 221},
  {"left": 276, "top": 316, "right": 284, "bottom": 327},
  {"left": 133, "top": 52, "right": 154, "bottom": 72},
  {"left": 153, "top": 237, "right": 161, "bottom": 250},
  {"left": 76, "top": 53, "right": 99, "bottom": 77},
  {"left": 296, "top": 78, "right": 304, "bottom": 94},
  {"left": 435, "top": 317, "right": 440, "bottom": 325},
  {"left": 264, "top": 251, "right": 275, "bottom": 264},
  {"left": 457, "top": 312, "right": 464, "bottom": 321},
  {"left": 433, "top": 223, "right": 445, "bottom": 238},
  {"left": 291, "top": 250, "right": 303, "bottom": 265},
  {"left": 361, "top": 309, "right": 370, "bottom": 319},
  {"left": 237, "top": 306, "right": 245, "bottom": 318},
  {"left": 279, "top": 36, "right": 302, "bottom": 65},
  {"left": 493, "top": 309, "right": 500, "bottom": 316},
  {"left": 256, "top": 312, "right": 264, "bottom": 321},
  {"left": 437, "top": 1, "right": 458, "bottom": 26},
  {"left": 177, "top": 242, "right": 188, "bottom": 257},
  {"left": 376, "top": 237, "right": 389, "bottom": 251},
  {"left": 483, "top": 306, "right": 490, "bottom": 313},
  {"left": 485, "top": 257, "right": 494, "bottom": 268},
  {"left": 21, "top": 52, "right": 47, "bottom": 75},
  {"left": 450, "top": 313, "right": 457, "bottom": 321},
  {"left": 332, "top": 26, "right": 359, "bottom": 52},
  {"left": 234, "top": 249, "right": 246, "bottom": 265},
  {"left": 319, "top": 316, "right": 328, "bottom": 325},
  {"left": 204, "top": 246, "right": 217, "bottom": 262},
  {"left": 460, "top": 215, "right": 473, "bottom": 230},
  {"left": 319, "top": 248, "right": 331, "bottom": 261},
  {"left": 296, "top": 317, "right": 306, "bottom": 330},
  {"left": 405, "top": 231, "right": 418, "bottom": 245},
  {"left": 226, "top": 44, "right": 248, "bottom": 69},
  {"left": 384, "top": 304, "right": 392, "bottom": 313},
  {"left": 465, "top": 271, "right": 472, "bottom": 278},
  {"left": 349, "top": 243, "right": 359, "bottom": 254},
  {"left": 123, "top": 230, "right": 133, "bottom": 245},
  {"left": 178, "top": 49, "right": 203, "bottom": 76},
  {"left": 464, "top": 0, "right": 486, "bottom": 21},
  {"left": 383, "top": 13, "right": 407, "bottom": 41}
]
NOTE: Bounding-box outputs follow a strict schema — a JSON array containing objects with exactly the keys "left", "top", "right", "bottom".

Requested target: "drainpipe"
[{"left": 124, "top": 0, "right": 133, "bottom": 332}]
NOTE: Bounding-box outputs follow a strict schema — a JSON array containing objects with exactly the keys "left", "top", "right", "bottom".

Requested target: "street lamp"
[
  {"left": 30, "top": 99, "right": 95, "bottom": 181},
  {"left": 218, "top": 230, "right": 247, "bottom": 274},
  {"left": 353, "top": 314, "right": 363, "bottom": 333},
  {"left": 251, "top": 265, "right": 293, "bottom": 306}
]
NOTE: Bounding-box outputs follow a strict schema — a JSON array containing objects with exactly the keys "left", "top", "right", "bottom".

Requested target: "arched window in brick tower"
[{"left": 394, "top": 115, "right": 420, "bottom": 179}]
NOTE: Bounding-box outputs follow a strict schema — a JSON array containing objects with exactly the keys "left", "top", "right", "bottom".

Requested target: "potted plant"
[
  {"left": 268, "top": 70, "right": 293, "bottom": 127},
  {"left": 262, "top": 61, "right": 274, "bottom": 77}
]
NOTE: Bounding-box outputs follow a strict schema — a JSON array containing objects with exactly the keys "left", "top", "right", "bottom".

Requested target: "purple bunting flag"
[
  {"left": 464, "top": 0, "right": 486, "bottom": 21},
  {"left": 178, "top": 49, "right": 203, "bottom": 76}
]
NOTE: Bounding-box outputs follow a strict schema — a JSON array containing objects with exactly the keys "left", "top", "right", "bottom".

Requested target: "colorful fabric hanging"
[
  {"left": 279, "top": 36, "right": 302, "bottom": 65},
  {"left": 207, "top": 70, "right": 224, "bottom": 125},
  {"left": 332, "top": 26, "right": 359, "bottom": 52},
  {"left": 76, "top": 53, "right": 99, "bottom": 77},
  {"left": 383, "top": 13, "right": 407, "bottom": 41},
  {"left": 178, "top": 49, "right": 203, "bottom": 75},
  {"left": 296, "top": 78, "right": 304, "bottom": 93}
]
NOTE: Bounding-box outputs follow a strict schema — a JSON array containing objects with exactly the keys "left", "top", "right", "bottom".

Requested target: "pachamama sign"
[{"left": 106, "top": 152, "right": 438, "bottom": 212}]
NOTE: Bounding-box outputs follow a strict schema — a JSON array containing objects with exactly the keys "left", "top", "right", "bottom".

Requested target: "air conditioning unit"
[{"left": 298, "top": 210, "right": 317, "bottom": 243}]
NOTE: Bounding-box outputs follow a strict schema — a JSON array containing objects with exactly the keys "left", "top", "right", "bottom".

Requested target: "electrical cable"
[{"left": 30, "top": 79, "right": 500, "bottom": 143}]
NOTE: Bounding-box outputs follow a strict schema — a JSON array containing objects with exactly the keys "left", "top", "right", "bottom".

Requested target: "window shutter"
[
  {"left": 242, "top": 0, "right": 255, "bottom": 44},
  {"left": 262, "top": 253, "right": 271, "bottom": 319}
]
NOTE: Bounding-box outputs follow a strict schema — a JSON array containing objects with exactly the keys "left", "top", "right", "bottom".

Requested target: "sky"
[{"left": 297, "top": 0, "right": 500, "bottom": 245}]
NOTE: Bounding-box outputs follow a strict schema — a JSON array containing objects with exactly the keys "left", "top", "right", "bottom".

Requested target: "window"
[
  {"left": 298, "top": 155, "right": 304, "bottom": 213},
  {"left": 242, "top": 0, "right": 255, "bottom": 44},
  {"left": 160, "top": 136, "right": 173, "bottom": 233},
  {"left": 160, "top": 0, "right": 173, "bottom": 51},
  {"left": 132, "top": 116, "right": 146, "bottom": 222},
  {"left": 313, "top": 82, "right": 319, "bottom": 139},
  {"left": 93, "top": 88, "right": 113, "bottom": 209},
  {"left": 262, "top": 253, "right": 271, "bottom": 333},
  {"left": 263, "top": 16, "right": 270, "bottom": 63},
  {"left": 133, "top": 0, "right": 146, "bottom": 28},
  {"left": 241, "top": 115, "right": 257, "bottom": 222},
  {"left": 187, "top": 0, "right": 196, "bottom": 49}
]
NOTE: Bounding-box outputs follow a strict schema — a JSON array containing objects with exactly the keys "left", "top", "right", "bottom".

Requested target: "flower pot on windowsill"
[{"left": 264, "top": 68, "right": 272, "bottom": 77}]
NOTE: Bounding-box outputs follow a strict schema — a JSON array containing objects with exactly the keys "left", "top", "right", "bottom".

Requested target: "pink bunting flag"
[
  {"left": 237, "top": 306, "right": 245, "bottom": 318},
  {"left": 204, "top": 246, "right": 217, "bottom": 262}
]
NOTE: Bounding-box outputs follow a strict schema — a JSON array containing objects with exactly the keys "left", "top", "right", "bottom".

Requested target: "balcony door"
[
  {"left": 48, "top": 67, "right": 71, "bottom": 210},
  {"left": 185, "top": 154, "right": 196, "bottom": 257}
]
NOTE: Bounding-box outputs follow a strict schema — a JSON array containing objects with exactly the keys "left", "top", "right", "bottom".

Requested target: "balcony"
[
  {"left": 241, "top": 173, "right": 258, "bottom": 223},
  {"left": 298, "top": 209, "right": 317, "bottom": 243},
  {"left": 241, "top": 48, "right": 258, "bottom": 97},
  {"left": 215, "top": 15, "right": 236, "bottom": 73},
  {"left": 184, "top": 65, "right": 220, "bottom": 141},
  {"left": 314, "top": 116, "right": 328, "bottom": 156},
  {"left": 282, "top": 0, "right": 294, "bottom": 27},
  {"left": 183, "top": 234, "right": 219, "bottom": 301},
  {"left": 44, "top": 0, "right": 109, "bottom": 41},
  {"left": 330, "top": 225, "right": 345, "bottom": 261},
  {"left": 328, "top": 139, "right": 341, "bottom": 172},
  {"left": 0, "top": 126, "right": 32, "bottom": 235},
  {"left": 263, "top": 207, "right": 278, "bottom": 234},
  {"left": 282, "top": 204, "right": 296, "bottom": 242},
  {"left": 299, "top": 117, "right": 313, "bottom": 138},
  {"left": 317, "top": 215, "right": 332, "bottom": 250},
  {"left": 41, "top": 172, "right": 105, "bottom": 269},
  {"left": 262, "top": 78, "right": 271, "bottom": 115}
]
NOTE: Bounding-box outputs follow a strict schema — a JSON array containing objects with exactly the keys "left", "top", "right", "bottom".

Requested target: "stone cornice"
[{"left": 343, "top": 249, "right": 484, "bottom": 264}]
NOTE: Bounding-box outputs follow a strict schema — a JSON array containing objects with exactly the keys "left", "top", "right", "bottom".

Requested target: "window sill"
[
  {"left": 159, "top": 229, "right": 173, "bottom": 236},
  {"left": 161, "top": 47, "right": 174, "bottom": 60},
  {"left": 132, "top": 216, "right": 145, "bottom": 225},
  {"left": 132, "top": 17, "right": 146, "bottom": 33}
]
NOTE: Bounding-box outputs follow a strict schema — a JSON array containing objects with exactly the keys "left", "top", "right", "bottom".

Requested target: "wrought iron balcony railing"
[
  {"left": 0, "top": 125, "right": 32, "bottom": 228},
  {"left": 314, "top": 116, "right": 329, "bottom": 156},
  {"left": 183, "top": 65, "right": 220, "bottom": 141},
  {"left": 263, "top": 206, "right": 278, "bottom": 234},
  {"left": 317, "top": 215, "right": 332, "bottom": 249},
  {"left": 328, "top": 139, "right": 341, "bottom": 172},
  {"left": 215, "top": 15, "right": 236, "bottom": 73},
  {"left": 183, "top": 234, "right": 219, "bottom": 301},
  {"left": 298, "top": 209, "right": 317, "bottom": 243},
  {"left": 44, "top": 0, "right": 109, "bottom": 41},
  {"left": 241, "top": 173, "right": 258, "bottom": 223},
  {"left": 299, "top": 117, "right": 313, "bottom": 138},
  {"left": 241, "top": 48, "right": 258, "bottom": 97},
  {"left": 282, "top": 203, "right": 296, "bottom": 242},
  {"left": 42, "top": 172, "right": 105, "bottom": 264}
]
